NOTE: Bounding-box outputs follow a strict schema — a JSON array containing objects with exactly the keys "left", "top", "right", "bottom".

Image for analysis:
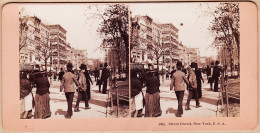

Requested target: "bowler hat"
[
  {"left": 67, "top": 63, "right": 73, "bottom": 69},
  {"left": 176, "top": 61, "right": 182, "bottom": 68},
  {"left": 215, "top": 61, "right": 219, "bottom": 65},
  {"left": 104, "top": 62, "right": 108, "bottom": 67}
]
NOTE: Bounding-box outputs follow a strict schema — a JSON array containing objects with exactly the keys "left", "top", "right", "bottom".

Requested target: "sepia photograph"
[
  {"left": 130, "top": 3, "right": 240, "bottom": 118},
  {"left": 1, "top": 1, "right": 258, "bottom": 132},
  {"left": 19, "top": 4, "right": 129, "bottom": 119}
]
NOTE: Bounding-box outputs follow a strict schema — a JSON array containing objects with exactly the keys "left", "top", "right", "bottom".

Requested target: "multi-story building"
[
  {"left": 131, "top": 15, "right": 184, "bottom": 71},
  {"left": 49, "top": 24, "right": 68, "bottom": 71},
  {"left": 68, "top": 47, "right": 88, "bottom": 70},
  {"left": 161, "top": 23, "right": 180, "bottom": 69},
  {"left": 19, "top": 16, "right": 41, "bottom": 65},
  {"left": 131, "top": 15, "right": 164, "bottom": 69},
  {"left": 19, "top": 16, "right": 90, "bottom": 72},
  {"left": 185, "top": 47, "right": 199, "bottom": 67}
]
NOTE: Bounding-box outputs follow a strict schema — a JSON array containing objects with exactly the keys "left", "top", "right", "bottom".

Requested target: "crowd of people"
[
  {"left": 20, "top": 62, "right": 110, "bottom": 119},
  {"left": 131, "top": 60, "right": 221, "bottom": 117}
]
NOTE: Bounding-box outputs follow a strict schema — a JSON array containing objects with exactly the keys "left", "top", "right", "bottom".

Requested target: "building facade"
[
  {"left": 131, "top": 15, "right": 184, "bottom": 71},
  {"left": 19, "top": 16, "right": 89, "bottom": 72},
  {"left": 49, "top": 24, "right": 68, "bottom": 71}
]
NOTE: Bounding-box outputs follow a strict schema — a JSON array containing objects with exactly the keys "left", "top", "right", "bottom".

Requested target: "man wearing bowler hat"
[
  {"left": 170, "top": 61, "right": 189, "bottom": 117},
  {"left": 60, "top": 63, "right": 80, "bottom": 119},
  {"left": 101, "top": 62, "right": 110, "bottom": 94},
  {"left": 213, "top": 61, "right": 221, "bottom": 92},
  {"left": 185, "top": 62, "right": 201, "bottom": 110}
]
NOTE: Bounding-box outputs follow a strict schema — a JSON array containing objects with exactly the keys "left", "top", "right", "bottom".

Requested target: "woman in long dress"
[
  {"left": 34, "top": 72, "right": 51, "bottom": 119},
  {"left": 20, "top": 72, "right": 33, "bottom": 119},
  {"left": 144, "top": 65, "right": 162, "bottom": 117},
  {"left": 131, "top": 71, "right": 144, "bottom": 117}
]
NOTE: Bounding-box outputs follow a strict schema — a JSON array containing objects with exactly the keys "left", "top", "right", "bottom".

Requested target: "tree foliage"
[
  {"left": 148, "top": 33, "right": 166, "bottom": 71},
  {"left": 209, "top": 3, "right": 240, "bottom": 75},
  {"left": 35, "top": 35, "right": 55, "bottom": 72},
  {"left": 98, "top": 4, "right": 129, "bottom": 74}
]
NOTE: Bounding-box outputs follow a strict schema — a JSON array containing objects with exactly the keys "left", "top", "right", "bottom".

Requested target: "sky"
[
  {"left": 20, "top": 3, "right": 219, "bottom": 59},
  {"left": 130, "top": 3, "right": 218, "bottom": 57}
]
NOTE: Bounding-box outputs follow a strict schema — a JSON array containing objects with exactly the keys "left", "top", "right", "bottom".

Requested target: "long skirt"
[
  {"left": 24, "top": 93, "right": 33, "bottom": 111},
  {"left": 20, "top": 93, "right": 33, "bottom": 119},
  {"left": 130, "top": 92, "right": 144, "bottom": 113},
  {"left": 34, "top": 93, "right": 51, "bottom": 119},
  {"left": 145, "top": 92, "right": 162, "bottom": 117}
]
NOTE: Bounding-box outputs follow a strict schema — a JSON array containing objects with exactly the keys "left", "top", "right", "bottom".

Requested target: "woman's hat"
[{"left": 190, "top": 62, "right": 196, "bottom": 68}]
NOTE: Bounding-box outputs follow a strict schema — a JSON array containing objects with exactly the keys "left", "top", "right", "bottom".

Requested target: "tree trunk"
[
  {"left": 45, "top": 60, "right": 47, "bottom": 72},
  {"left": 157, "top": 59, "right": 159, "bottom": 72},
  {"left": 230, "top": 52, "right": 233, "bottom": 76}
]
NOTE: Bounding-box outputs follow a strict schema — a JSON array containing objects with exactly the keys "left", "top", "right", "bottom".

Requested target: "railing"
[{"left": 106, "top": 78, "right": 129, "bottom": 118}]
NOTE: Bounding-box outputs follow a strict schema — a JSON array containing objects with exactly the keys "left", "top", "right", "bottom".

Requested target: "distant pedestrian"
[
  {"left": 170, "top": 61, "right": 189, "bottom": 117},
  {"left": 207, "top": 62, "right": 214, "bottom": 90},
  {"left": 101, "top": 63, "right": 110, "bottom": 94},
  {"left": 60, "top": 63, "right": 80, "bottom": 119},
  {"left": 74, "top": 64, "right": 91, "bottom": 112},
  {"left": 34, "top": 72, "right": 51, "bottom": 119},
  {"left": 20, "top": 72, "right": 33, "bottom": 119},
  {"left": 97, "top": 64, "right": 103, "bottom": 92},
  {"left": 94, "top": 67, "right": 99, "bottom": 82},
  {"left": 58, "top": 68, "right": 65, "bottom": 82},
  {"left": 54, "top": 73, "right": 57, "bottom": 81},
  {"left": 84, "top": 65, "right": 93, "bottom": 100},
  {"left": 144, "top": 64, "right": 162, "bottom": 117},
  {"left": 170, "top": 66, "right": 176, "bottom": 79},
  {"left": 185, "top": 62, "right": 201, "bottom": 110},
  {"left": 166, "top": 72, "right": 169, "bottom": 80},
  {"left": 195, "top": 63, "right": 204, "bottom": 99},
  {"left": 213, "top": 61, "right": 221, "bottom": 92}
]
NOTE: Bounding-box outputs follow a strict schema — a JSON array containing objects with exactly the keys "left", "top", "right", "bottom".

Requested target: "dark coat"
[
  {"left": 131, "top": 78, "right": 142, "bottom": 98},
  {"left": 84, "top": 71, "right": 92, "bottom": 85},
  {"left": 206, "top": 66, "right": 211, "bottom": 76},
  {"left": 20, "top": 78, "right": 32, "bottom": 99},
  {"left": 170, "top": 70, "right": 176, "bottom": 78},
  {"left": 101, "top": 68, "right": 110, "bottom": 83},
  {"left": 213, "top": 66, "right": 221, "bottom": 79},
  {"left": 94, "top": 69, "right": 99, "bottom": 77},
  {"left": 35, "top": 76, "right": 50, "bottom": 95},
  {"left": 58, "top": 71, "right": 65, "bottom": 81},
  {"left": 145, "top": 72, "right": 160, "bottom": 94}
]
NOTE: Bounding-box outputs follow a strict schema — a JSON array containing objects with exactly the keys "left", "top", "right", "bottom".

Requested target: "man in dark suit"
[
  {"left": 213, "top": 61, "right": 221, "bottom": 92},
  {"left": 94, "top": 67, "right": 99, "bottom": 82},
  {"left": 170, "top": 66, "right": 176, "bottom": 79},
  {"left": 101, "top": 63, "right": 110, "bottom": 94}
]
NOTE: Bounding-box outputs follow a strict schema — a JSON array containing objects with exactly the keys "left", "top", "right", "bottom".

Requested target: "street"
[
  {"left": 31, "top": 74, "right": 222, "bottom": 119},
  {"left": 141, "top": 74, "right": 221, "bottom": 117}
]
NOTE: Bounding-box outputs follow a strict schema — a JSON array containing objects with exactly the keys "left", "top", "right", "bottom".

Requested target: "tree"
[
  {"left": 130, "top": 14, "right": 140, "bottom": 53},
  {"left": 35, "top": 35, "right": 54, "bottom": 72},
  {"left": 209, "top": 3, "right": 240, "bottom": 76},
  {"left": 98, "top": 4, "right": 129, "bottom": 75},
  {"left": 148, "top": 32, "right": 166, "bottom": 72}
]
